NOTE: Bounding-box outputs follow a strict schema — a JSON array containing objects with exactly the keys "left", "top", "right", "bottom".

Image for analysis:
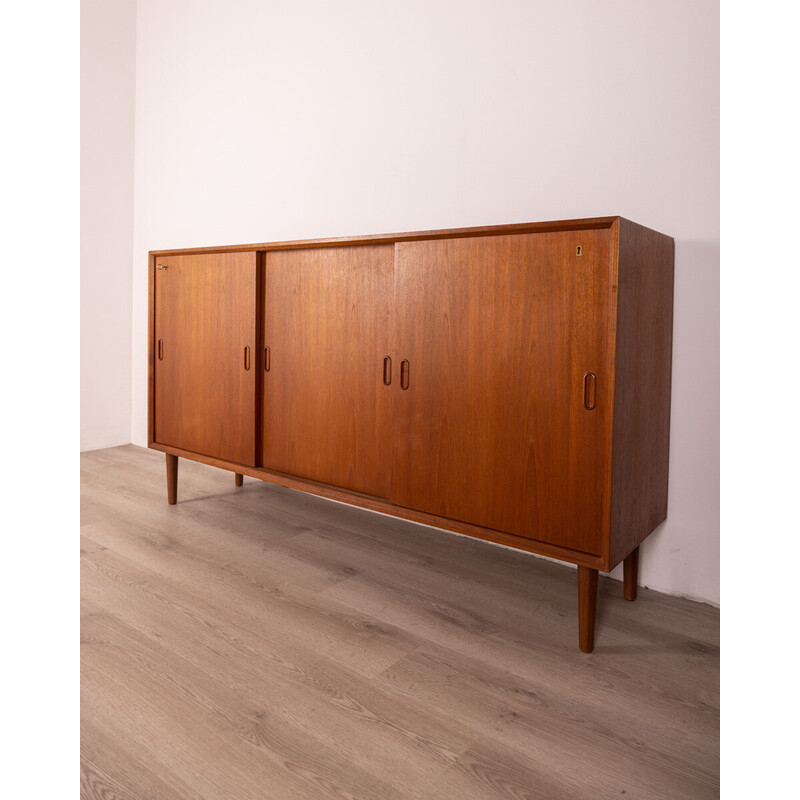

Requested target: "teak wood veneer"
[{"left": 148, "top": 216, "right": 675, "bottom": 652}]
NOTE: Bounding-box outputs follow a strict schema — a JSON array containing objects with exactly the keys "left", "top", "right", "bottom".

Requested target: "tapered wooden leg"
[
  {"left": 578, "top": 566, "right": 598, "bottom": 653},
  {"left": 623, "top": 547, "right": 639, "bottom": 601},
  {"left": 166, "top": 454, "right": 178, "bottom": 505},
  {"left": 234, "top": 473, "right": 243, "bottom": 487}
]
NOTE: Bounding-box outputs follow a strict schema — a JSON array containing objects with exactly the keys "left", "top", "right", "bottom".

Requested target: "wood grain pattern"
[
  {"left": 147, "top": 254, "right": 156, "bottom": 445},
  {"left": 154, "top": 251, "right": 259, "bottom": 466},
  {"left": 149, "top": 217, "right": 619, "bottom": 257},
  {"left": 609, "top": 219, "right": 675, "bottom": 568},
  {"left": 82, "top": 446, "right": 720, "bottom": 800},
  {"left": 392, "top": 230, "right": 615, "bottom": 555},
  {"left": 262, "top": 245, "right": 395, "bottom": 497},
  {"left": 624, "top": 546, "right": 639, "bottom": 601},
  {"left": 578, "top": 566, "right": 598, "bottom": 653},
  {"left": 81, "top": 718, "right": 195, "bottom": 800},
  {"left": 166, "top": 453, "right": 177, "bottom": 505}
]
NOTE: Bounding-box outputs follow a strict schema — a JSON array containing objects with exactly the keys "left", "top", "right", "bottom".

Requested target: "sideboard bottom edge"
[{"left": 148, "top": 441, "right": 608, "bottom": 571}]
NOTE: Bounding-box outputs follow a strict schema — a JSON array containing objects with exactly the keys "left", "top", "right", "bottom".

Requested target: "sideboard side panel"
[
  {"left": 147, "top": 252, "right": 156, "bottom": 446},
  {"left": 609, "top": 219, "right": 675, "bottom": 568}
]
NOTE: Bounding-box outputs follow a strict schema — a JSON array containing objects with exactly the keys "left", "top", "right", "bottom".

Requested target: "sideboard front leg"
[
  {"left": 578, "top": 566, "right": 598, "bottom": 653},
  {"left": 623, "top": 547, "right": 639, "bottom": 601},
  {"left": 234, "top": 473, "right": 243, "bottom": 487},
  {"left": 166, "top": 454, "right": 178, "bottom": 505}
]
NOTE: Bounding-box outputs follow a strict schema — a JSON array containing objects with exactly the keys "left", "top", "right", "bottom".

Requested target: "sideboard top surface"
[{"left": 149, "top": 215, "right": 666, "bottom": 258}]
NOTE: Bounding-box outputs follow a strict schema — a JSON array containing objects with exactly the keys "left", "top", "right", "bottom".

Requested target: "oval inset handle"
[
  {"left": 400, "top": 360, "right": 410, "bottom": 390},
  {"left": 244, "top": 346, "right": 251, "bottom": 371},
  {"left": 383, "top": 356, "right": 392, "bottom": 386},
  {"left": 157, "top": 339, "right": 164, "bottom": 360},
  {"left": 583, "top": 372, "right": 596, "bottom": 410},
  {"left": 264, "top": 346, "right": 271, "bottom": 372}
]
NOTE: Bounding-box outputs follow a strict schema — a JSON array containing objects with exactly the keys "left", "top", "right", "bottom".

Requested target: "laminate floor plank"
[
  {"left": 81, "top": 718, "right": 197, "bottom": 800},
  {"left": 292, "top": 524, "right": 717, "bottom": 659},
  {"left": 321, "top": 566, "right": 718, "bottom": 712},
  {"left": 321, "top": 572, "right": 718, "bottom": 797},
  {"left": 231, "top": 478, "right": 717, "bottom": 651},
  {"left": 269, "top": 500, "right": 719, "bottom": 647},
  {"left": 214, "top": 471, "right": 713, "bottom": 636},
  {"left": 81, "top": 446, "right": 719, "bottom": 800},
  {"left": 80, "top": 547, "right": 477, "bottom": 798},
  {"left": 80, "top": 485, "right": 357, "bottom": 598},
  {"left": 82, "top": 610, "right": 406, "bottom": 800},
  {"left": 81, "top": 516, "right": 420, "bottom": 678},
  {"left": 379, "top": 644, "right": 717, "bottom": 799},
  {"left": 82, "top": 660, "right": 319, "bottom": 800}
]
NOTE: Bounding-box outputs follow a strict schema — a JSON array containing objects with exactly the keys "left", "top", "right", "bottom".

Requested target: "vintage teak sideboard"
[{"left": 148, "top": 216, "right": 674, "bottom": 652}]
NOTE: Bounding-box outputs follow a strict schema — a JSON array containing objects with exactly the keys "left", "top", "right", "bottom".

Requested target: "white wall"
[
  {"left": 130, "top": 0, "right": 719, "bottom": 604},
  {"left": 81, "top": 0, "right": 137, "bottom": 451}
]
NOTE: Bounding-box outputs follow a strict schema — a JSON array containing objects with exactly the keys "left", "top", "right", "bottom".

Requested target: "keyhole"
[{"left": 576, "top": 246, "right": 582, "bottom": 256}]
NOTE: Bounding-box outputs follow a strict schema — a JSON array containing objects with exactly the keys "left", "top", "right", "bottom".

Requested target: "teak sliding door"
[
  {"left": 153, "top": 251, "right": 259, "bottom": 465},
  {"left": 262, "top": 245, "right": 394, "bottom": 498},
  {"left": 392, "top": 231, "right": 616, "bottom": 555}
]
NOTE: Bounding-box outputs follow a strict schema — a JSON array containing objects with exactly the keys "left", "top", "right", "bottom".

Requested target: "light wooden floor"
[{"left": 81, "top": 445, "right": 719, "bottom": 800}]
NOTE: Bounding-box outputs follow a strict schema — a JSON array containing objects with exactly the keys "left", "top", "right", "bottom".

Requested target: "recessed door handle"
[
  {"left": 583, "top": 372, "right": 596, "bottom": 410},
  {"left": 265, "top": 347, "right": 271, "bottom": 372},
  {"left": 244, "top": 346, "right": 251, "bottom": 371},
  {"left": 157, "top": 339, "right": 164, "bottom": 360},
  {"left": 383, "top": 356, "right": 392, "bottom": 386},
  {"left": 400, "top": 360, "right": 410, "bottom": 390}
]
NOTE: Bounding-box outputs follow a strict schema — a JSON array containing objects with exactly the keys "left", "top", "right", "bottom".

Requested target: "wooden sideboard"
[{"left": 148, "top": 216, "right": 674, "bottom": 652}]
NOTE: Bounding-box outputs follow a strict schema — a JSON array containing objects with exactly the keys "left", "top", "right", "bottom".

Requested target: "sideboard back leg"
[
  {"left": 623, "top": 547, "right": 640, "bottom": 601},
  {"left": 234, "top": 473, "right": 243, "bottom": 487},
  {"left": 166, "top": 454, "right": 178, "bottom": 505},
  {"left": 578, "top": 566, "right": 599, "bottom": 653}
]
